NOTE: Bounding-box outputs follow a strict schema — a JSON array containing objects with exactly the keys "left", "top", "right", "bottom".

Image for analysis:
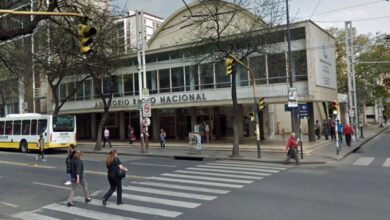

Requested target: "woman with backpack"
[
  {"left": 102, "top": 149, "right": 127, "bottom": 206},
  {"left": 64, "top": 144, "right": 76, "bottom": 185},
  {"left": 67, "top": 151, "right": 92, "bottom": 207}
]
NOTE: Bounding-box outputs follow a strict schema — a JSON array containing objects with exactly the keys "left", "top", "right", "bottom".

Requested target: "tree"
[{"left": 180, "top": 0, "right": 285, "bottom": 157}]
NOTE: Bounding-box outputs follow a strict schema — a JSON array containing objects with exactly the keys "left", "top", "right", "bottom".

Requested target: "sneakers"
[
  {"left": 85, "top": 198, "right": 92, "bottom": 203},
  {"left": 64, "top": 181, "right": 71, "bottom": 186},
  {"left": 41, "top": 159, "right": 47, "bottom": 162},
  {"left": 67, "top": 202, "right": 74, "bottom": 207}
]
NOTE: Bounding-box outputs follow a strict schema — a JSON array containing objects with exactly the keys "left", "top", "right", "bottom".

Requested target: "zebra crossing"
[
  {"left": 352, "top": 157, "right": 390, "bottom": 167},
  {"left": 11, "top": 160, "right": 287, "bottom": 220}
]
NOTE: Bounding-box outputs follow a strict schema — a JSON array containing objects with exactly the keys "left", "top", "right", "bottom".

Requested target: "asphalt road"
[{"left": 0, "top": 129, "right": 389, "bottom": 220}]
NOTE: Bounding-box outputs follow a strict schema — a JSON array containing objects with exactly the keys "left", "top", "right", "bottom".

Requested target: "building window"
[
  {"left": 185, "top": 65, "right": 199, "bottom": 91},
  {"left": 159, "top": 69, "right": 171, "bottom": 93},
  {"left": 200, "top": 63, "right": 214, "bottom": 89},
  {"left": 249, "top": 56, "right": 266, "bottom": 85},
  {"left": 146, "top": 71, "right": 158, "bottom": 94},
  {"left": 84, "top": 80, "right": 92, "bottom": 100},
  {"left": 123, "top": 74, "right": 134, "bottom": 96},
  {"left": 215, "top": 61, "right": 230, "bottom": 88},
  {"left": 59, "top": 83, "right": 67, "bottom": 101},
  {"left": 157, "top": 52, "right": 170, "bottom": 62},
  {"left": 292, "top": 50, "right": 308, "bottom": 81},
  {"left": 268, "top": 53, "right": 287, "bottom": 83},
  {"left": 171, "top": 67, "right": 185, "bottom": 92},
  {"left": 94, "top": 78, "right": 102, "bottom": 98},
  {"left": 236, "top": 65, "right": 249, "bottom": 87},
  {"left": 76, "top": 82, "right": 84, "bottom": 101},
  {"left": 113, "top": 76, "right": 122, "bottom": 97}
]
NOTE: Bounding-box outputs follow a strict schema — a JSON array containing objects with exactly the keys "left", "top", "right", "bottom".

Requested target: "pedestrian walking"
[
  {"left": 336, "top": 120, "right": 343, "bottom": 143},
  {"left": 128, "top": 124, "right": 134, "bottom": 144},
  {"left": 329, "top": 117, "right": 336, "bottom": 140},
  {"left": 103, "top": 127, "right": 112, "bottom": 148},
  {"left": 160, "top": 128, "right": 166, "bottom": 149},
  {"left": 199, "top": 122, "right": 205, "bottom": 144},
  {"left": 64, "top": 144, "right": 76, "bottom": 185},
  {"left": 67, "top": 151, "right": 92, "bottom": 207},
  {"left": 342, "top": 123, "right": 354, "bottom": 147},
  {"left": 322, "top": 119, "right": 329, "bottom": 140},
  {"left": 205, "top": 122, "right": 210, "bottom": 143},
  {"left": 284, "top": 132, "right": 300, "bottom": 165},
  {"left": 36, "top": 134, "right": 46, "bottom": 161},
  {"left": 315, "top": 120, "right": 321, "bottom": 140},
  {"left": 102, "top": 149, "right": 127, "bottom": 206}
]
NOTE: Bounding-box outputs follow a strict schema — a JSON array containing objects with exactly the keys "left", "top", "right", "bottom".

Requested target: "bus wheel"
[{"left": 20, "top": 141, "right": 28, "bottom": 153}]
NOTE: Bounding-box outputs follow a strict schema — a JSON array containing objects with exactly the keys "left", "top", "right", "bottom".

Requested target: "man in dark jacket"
[{"left": 67, "top": 151, "right": 92, "bottom": 207}]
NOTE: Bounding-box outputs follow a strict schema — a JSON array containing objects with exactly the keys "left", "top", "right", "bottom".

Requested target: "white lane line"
[
  {"left": 12, "top": 211, "right": 61, "bottom": 220},
  {"left": 90, "top": 190, "right": 101, "bottom": 197},
  {"left": 44, "top": 203, "right": 139, "bottom": 220},
  {"left": 174, "top": 170, "right": 264, "bottom": 180},
  {"left": 32, "top": 182, "right": 70, "bottom": 190},
  {"left": 209, "top": 162, "right": 286, "bottom": 170},
  {"left": 148, "top": 177, "right": 244, "bottom": 189},
  {"left": 121, "top": 193, "right": 201, "bottom": 208},
  {"left": 130, "top": 162, "right": 177, "bottom": 168},
  {"left": 161, "top": 173, "right": 253, "bottom": 184},
  {"left": 216, "top": 160, "right": 287, "bottom": 168},
  {"left": 122, "top": 186, "right": 217, "bottom": 201},
  {"left": 197, "top": 165, "right": 280, "bottom": 173},
  {"left": 383, "top": 158, "right": 390, "bottom": 167},
  {"left": 186, "top": 167, "right": 272, "bottom": 176},
  {"left": 0, "top": 202, "right": 19, "bottom": 208},
  {"left": 352, "top": 157, "right": 375, "bottom": 166},
  {"left": 74, "top": 196, "right": 181, "bottom": 218},
  {"left": 131, "top": 181, "right": 230, "bottom": 194}
]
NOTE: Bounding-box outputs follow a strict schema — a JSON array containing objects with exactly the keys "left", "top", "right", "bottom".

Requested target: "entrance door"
[{"left": 160, "top": 116, "right": 175, "bottom": 139}]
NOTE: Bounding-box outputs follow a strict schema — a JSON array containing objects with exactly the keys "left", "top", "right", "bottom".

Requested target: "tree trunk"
[
  {"left": 231, "top": 71, "right": 240, "bottom": 157},
  {"left": 94, "top": 109, "right": 109, "bottom": 151}
]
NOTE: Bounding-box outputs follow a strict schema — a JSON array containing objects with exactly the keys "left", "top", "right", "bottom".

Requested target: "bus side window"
[
  {"left": 13, "top": 120, "right": 21, "bottom": 135},
  {"left": 22, "top": 120, "right": 31, "bottom": 135},
  {"left": 31, "top": 120, "right": 37, "bottom": 135},
  {"left": 0, "top": 121, "right": 4, "bottom": 135},
  {"left": 5, "top": 121, "right": 12, "bottom": 135},
  {"left": 38, "top": 119, "right": 47, "bottom": 135}
]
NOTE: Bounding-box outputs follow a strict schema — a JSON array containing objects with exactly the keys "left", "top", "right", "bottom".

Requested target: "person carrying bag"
[
  {"left": 67, "top": 151, "right": 92, "bottom": 207},
  {"left": 102, "top": 149, "right": 128, "bottom": 206},
  {"left": 284, "top": 132, "right": 300, "bottom": 165}
]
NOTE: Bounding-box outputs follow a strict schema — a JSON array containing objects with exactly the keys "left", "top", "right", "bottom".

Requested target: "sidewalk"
[{"left": 75, "top": 125, "right": 388, "bottom": 164}]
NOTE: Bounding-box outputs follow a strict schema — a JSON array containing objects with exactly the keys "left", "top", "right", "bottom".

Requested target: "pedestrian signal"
[
  {"left": 332, "top": 100, "right": 338, "bottom": 115},
  {"left": 248, "top": 112, "right": 255, "bottom": 122}
]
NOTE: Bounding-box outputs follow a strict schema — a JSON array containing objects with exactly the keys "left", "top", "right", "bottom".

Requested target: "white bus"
[{"left": 0, "top": 114, "right": 76, "bottom": 152}]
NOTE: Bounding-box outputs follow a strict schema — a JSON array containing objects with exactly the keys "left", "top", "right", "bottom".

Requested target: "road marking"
[
  {"left": 73, "top": 196, "right": 181, "bottom": 218},
  {"left": 148, "top": 177, "right": 244, "bottom": 188},
  {"left": 123, "top": 186, "right": 217, "bottom": 201},
  {"left": 383, "top": 158, "right": 390, "bottom": 167},
  {"left": 0, "top": 160, "right": 55, "bottom": 169},
  {"left": 186, "top": 167, "right": 272, "bottom": 176},
  {"left": 121, "top": 193, "right": 201, "bottom": 208},
  {"left": 352, "top": 157, "right": 375, "bottom": 166},
  {"left": 12, "top": 211, "right": 61, "bottom": 220},
  {"left": 216, "top": 160, "right": 287, "bottom": 168},
  {"left": 32, "top": 182, "right": 70, "bottom": 190},
  {"left": 130, "top": 162, "right": 177, "bottom": 167},
  {"left": 161, "top": 173, "right": 253, "bottom": 184},
  {"left": 44, "top": 203, "right": 139, "bottom": 220},
  {"left": 131, "top": 181, "right": 230, "bottom": 194},
  {"left": 0, "top": 202, "right": 19, "bottom": 208},
  {"left": 209, "top": 162, "right": 286, "bottom": 170},
  {"left": 174, "top": 170, "right": 264, "bottom": 180},
  {"left": 197, "top": 165, "right": 280, "bottom": 173},
  {"left": 84, "top": 170, "right": 147, "bottom": 179},
  {"left": 90, "top": 190, "right": 101, "bottom": 197}
]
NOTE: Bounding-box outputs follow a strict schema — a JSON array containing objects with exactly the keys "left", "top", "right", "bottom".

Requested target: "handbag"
[
  {"left": 130, "top": 133, "right": 137, "bottom": 141},
  {"left": 116, "top": 168, "right": 126, "bottom": 178}
]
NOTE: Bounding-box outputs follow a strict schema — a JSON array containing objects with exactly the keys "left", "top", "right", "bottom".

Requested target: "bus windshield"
[{"left": 53, "top": 115, "right": 75, "bottom": 132}]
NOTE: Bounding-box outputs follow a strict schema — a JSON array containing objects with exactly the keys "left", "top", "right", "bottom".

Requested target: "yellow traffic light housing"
[
  {"left": 224, "top": 56, "right": 235, "bottom": 76},
  {"left": 332, "top": 100, "right": 338, "bottom": 115},
  {"left": 258, "top": 97, "right": 265, "bottom": 111},
  {"left": 79, "top": 24, "right": 97, "bottom": 55}
]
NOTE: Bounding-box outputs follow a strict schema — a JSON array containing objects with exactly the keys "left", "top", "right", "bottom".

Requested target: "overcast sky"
[{"left": 113, "top": 0, "right": 390, "bottom": 35}]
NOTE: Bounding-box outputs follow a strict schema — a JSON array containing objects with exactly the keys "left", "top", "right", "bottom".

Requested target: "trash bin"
[{"left": 189, "top": 132, "right": 202, "bottom": 153}]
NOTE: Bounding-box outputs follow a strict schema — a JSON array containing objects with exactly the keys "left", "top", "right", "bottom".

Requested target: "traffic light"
[
  {"left": 224, "top": 56, "right": 235, "bottom": 76},
  {"left": 258, "top": 97, "right": 265, "bottom": 111},
  {"left": 79, "top": 24, "right": 97, "bottom": 55},
  {"left": 248, "top": 112, "right": 255, "bottom": 122},
  {"left": 332, "top": 100, "right": 338, "bottom": 115}
]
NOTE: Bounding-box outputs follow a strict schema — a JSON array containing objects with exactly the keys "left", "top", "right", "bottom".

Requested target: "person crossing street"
[{"left": 284, "top": 132, "right": 300, "bottom": 165}]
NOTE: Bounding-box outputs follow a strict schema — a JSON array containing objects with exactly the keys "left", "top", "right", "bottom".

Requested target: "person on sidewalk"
[
  {"left": 128, "top": 124, "right": 134, "bottom": 144},
  {"left": 102, "top": 149, "right": 127, "bottom": 206},
  {"left": 329, "top": 117, "right": 336, "bottom": 141},
  {"left": 284, "top": 132, "right": 300, "bottom": 165},
  {"left": 342, "top": 123, "right": 354, "bottom": 147},
  {"left": 67, "top": 151, "right": 92, "bottom": 207},
  {"left": 336, "top": 120, "right": 343, "bottom": 144},
  {"left": 315, "top": 120, "right": 321, "bottom": 140},
  {"left": 322, "top": 119, "right": 329, "bottom": 140},
  {"left": 36, "top": 134, "right": 46, "bottom": 161},
  {"left": 103, "top": 127, "right": 112, "bottom": 148},
  {"left": 64, "top": 144, "right": 76, "bottom": 185},
  {"left": 205, "top": 122, "right": 210, "bottom": 143},
  {"left": 160, "top": 128, "right": 166, "bottom": 150}
]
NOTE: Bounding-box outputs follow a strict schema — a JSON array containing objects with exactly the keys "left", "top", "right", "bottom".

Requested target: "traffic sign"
[
  {"left": 143, "top": 117, "right": 151, "bottom": 127},
  {"left": 142, "top": 101, "right": 152, "bottom": 117},
  {"left": 142, "top": 88, "right": 149, "bottom": 98}
]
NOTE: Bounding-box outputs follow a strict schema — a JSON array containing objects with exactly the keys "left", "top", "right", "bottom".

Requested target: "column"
[
  {"left": 237, "top": 104, "right": 244, "bottom": 143},
  {"left": 308, "top": 102, "right": 315, "bottom": 142},
  {"left": 91, "top": 113, "right": 96, "bottom": 141},
  {"left": 119, "top": 111, "right": 125, "bottom": 141},
  {"left": 152, "top": 109, "right": 160, "bottom": 141},
  {"left": 190, "top": 107, "right": 197, "bottom": 132},
  {"left": 214, "top": 107, "right": 222, "bottom": 139}
]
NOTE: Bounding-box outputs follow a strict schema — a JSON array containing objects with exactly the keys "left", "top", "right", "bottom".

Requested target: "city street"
[{"left": 0, "top": 129, "right": 388, "bottom": 220}]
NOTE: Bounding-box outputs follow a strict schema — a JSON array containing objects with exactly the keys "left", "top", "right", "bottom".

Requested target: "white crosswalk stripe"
[
  {"left": 186, "top": 167, "right": 272, "bottom": 176},
  {"left": 131, "top": 181, "right": 231, "bottom": 194},
  {"left": 352, "top": 157, "right": 375, "bottom": 166},
  {"left": 161, "top": 173, "right": 254, "bottom": 184},
  {"left": 122, "top": 186, "right": 217, "bottom": 200},
  {"left": 121, "top": 193, "right": 201, "bottom": 208},
  {"left": 12, "top": 211, "right": 61, "bottom": 220},
  {"left": 215, "top": 160, "right": 287, "bottom": 168},
  {"left": 209, "top": 162, "right": 286, "bottom": 170},
  {"left": 174, "top": 170, "right": 264, "bottom": 180},
  {"left": 148, "top": 176, "right": 244, "bottom": 188},
  {"left": 382, "top": 158, "right": 390, "bottom": 167},
  {"left": 197, "top": 164, "right": 280, "bottom": 173}
]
